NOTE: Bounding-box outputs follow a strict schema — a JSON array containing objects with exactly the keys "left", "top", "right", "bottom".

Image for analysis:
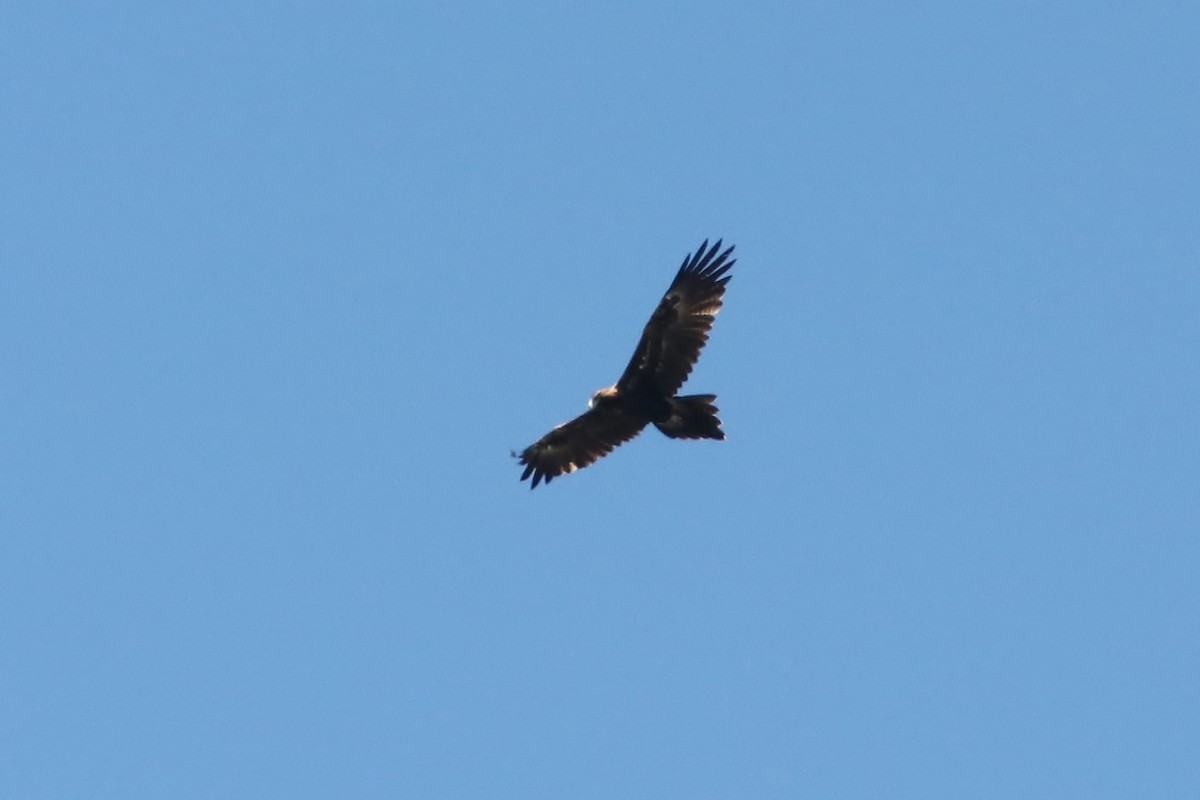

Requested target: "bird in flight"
[{"left": 515, "top": 239, "right": 736, "bottom": 488}]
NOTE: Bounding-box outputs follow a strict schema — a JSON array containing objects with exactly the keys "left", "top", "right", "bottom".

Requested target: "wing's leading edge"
[
  {"left": 617, "top": 239, "right": 735, "bottom": 397},
  {"left": 516, "top": 408, "right": 648, "bottom": 488}
]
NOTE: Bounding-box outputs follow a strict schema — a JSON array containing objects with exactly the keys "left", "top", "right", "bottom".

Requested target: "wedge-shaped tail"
[{"left": 653, "top": 394, "right": 725, "bottom": 440}]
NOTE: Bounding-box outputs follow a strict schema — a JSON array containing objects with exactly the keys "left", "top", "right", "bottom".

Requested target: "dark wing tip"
[
  {"left": 679, "top": 238, "right": 736, "bottom": 280},
  {"left": 515, "top": 443, "right": 557, "bottom": 489}
]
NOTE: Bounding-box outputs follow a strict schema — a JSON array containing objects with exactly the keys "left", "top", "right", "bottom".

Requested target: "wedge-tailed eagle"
[{"left": 515, "top": 239, "right": 736, "bottom": 488}]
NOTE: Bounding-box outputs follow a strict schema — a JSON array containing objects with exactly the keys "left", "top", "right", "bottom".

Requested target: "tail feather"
[{"left": 654, "top": 394, "right": 725, "bottom": 440}]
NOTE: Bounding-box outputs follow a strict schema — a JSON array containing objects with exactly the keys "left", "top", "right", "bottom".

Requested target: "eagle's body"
[{"left": 515, "top": 239, "right": 736, "bottom": 488}]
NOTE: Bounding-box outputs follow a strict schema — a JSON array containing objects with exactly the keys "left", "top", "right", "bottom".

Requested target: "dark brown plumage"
[{"left": 515, "top": 239, "right": 736, "bottom": 488}]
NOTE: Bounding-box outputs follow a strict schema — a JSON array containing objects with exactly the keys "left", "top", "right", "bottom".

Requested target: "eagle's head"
[{"left": 588, "top": 385, "right": 620, "bottom": 410}]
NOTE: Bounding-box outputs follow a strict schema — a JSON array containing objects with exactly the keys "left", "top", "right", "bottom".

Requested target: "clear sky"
[{"left": 2, "top": 2, "right": 1197, "bottom": 797}]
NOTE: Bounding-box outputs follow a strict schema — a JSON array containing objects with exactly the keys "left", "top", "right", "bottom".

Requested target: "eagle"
[{"left": 515, "top": 239, "right": 736, "bottom": 488}]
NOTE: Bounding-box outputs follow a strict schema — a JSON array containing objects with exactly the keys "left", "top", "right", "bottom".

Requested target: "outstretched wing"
[
  {"left": 617, "top": 239, "right": 735, "bottom": 397},
  {"left": 516, "top": 408, "right": 648, "bottom": 489}
]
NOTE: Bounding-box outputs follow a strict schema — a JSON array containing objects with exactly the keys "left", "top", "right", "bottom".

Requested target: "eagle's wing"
[
  {"left": 516, "top": 408, "right": 648, "bottom": 488},
  {"left": 617, "top": 239, "right": 735, "bottom": 397}
]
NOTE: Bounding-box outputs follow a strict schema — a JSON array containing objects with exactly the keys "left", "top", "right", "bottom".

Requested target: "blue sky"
[{"left": 2, "top": 2, "right": 1197, "bottom": 797}]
